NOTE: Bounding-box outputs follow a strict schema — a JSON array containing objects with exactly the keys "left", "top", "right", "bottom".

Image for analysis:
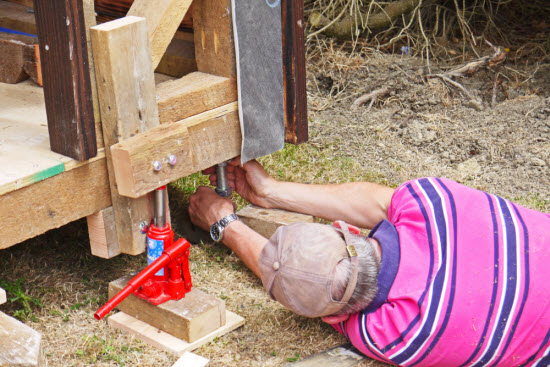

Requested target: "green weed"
[{"left": 0, "top": 278, "right": 42, "bottom": 321}]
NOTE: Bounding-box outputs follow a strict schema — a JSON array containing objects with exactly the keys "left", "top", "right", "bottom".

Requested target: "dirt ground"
[{"left": 0, "top": 42, "right": 548, "bottom": 366}]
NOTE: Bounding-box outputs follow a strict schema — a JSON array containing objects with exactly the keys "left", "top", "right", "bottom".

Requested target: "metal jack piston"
[{"left": 94, "top": 186, "right": 193, "bottom": 320}]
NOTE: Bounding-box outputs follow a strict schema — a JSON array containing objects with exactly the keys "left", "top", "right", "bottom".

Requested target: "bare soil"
[{"left": 0, "top": 44, "right": 548, "bottom": 367}]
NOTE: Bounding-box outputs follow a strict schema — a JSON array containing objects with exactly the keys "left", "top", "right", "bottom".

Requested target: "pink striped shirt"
[{"left": 332, "top": 178, "right": 550, "bottom": 366}]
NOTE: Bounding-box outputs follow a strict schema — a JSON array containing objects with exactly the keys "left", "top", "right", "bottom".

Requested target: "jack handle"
[{"left": 94, "top": 238, "right": 191, "bottom": 320}]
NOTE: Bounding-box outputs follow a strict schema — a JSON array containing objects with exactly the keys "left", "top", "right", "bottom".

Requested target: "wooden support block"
[
  {"left": 87, "top": 207, "right": 120, "bottom": 258},
  {"left": 173, "top": 351, "right": 209, "bottom": 367},
  {"left": 286, "top": 343, "right": 365, "bottom": 367},
  {"left": 0, "top": 38, "right": 34, "bottom": 83},
  {"left": 23, "top": 44, "right": 42, "bottom": 86},
  {"left": 33, "top": 0, "right": 97, "bottom": 161},
  {"left": 236, "top": 204, "right": 314, "bottom": 239},
  {"left": 156, "top": 33, "right": 197, "bottom": 78},
  {"left": 0, "top": 1, "right": 37, "bottom": 35},
  {"left": 128, "top": 0, "right": 193, "bottom": 69},
  {"left": 109, "top": 275, "right": 226, "bottom": 342},
  {"left": 0, "top": 157, "right": 111, "bottom": 250},
  {"left": 192, "top": 0, "right": 236, "bottom": 78},
  {"left": 111, "top": 105, "right": 240, "bottom": 198},
  {"left": 0, "top": 288, "right": 6, "bottom": 305},
  {"left": 156, "top": 72, "right": 237, "bottom": 124},
  {"left": 108, "top": 310, "right": 244, "bottom": 357},
  {"left": 0, "top": 311, "right": 43, "bottom": 366},
  {"left": 91, "top": 16, "right": 159, "bottom": 255},
  {"left": 282, "top": 0, "right": 308, "bottom": 145}
]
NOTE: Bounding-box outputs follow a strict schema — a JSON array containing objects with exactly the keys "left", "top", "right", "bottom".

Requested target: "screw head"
[
  {"left": 139, "top": 221, "right": 149, "bottom": 233},
  {"left": 153, "top": 160, "right": 162, "bottom": 171},
  {"left": 168, "top": 154, "right": 177, "bottom": 165}
]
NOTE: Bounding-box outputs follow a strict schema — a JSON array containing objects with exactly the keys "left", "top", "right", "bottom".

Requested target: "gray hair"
[{"left": 331, "top": 233, "right": 380, "bottom": 315}]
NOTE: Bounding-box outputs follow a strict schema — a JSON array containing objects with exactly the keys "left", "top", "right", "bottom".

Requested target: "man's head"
[{"left": 258, "top": 222, "right": 381, "bottom": 319}]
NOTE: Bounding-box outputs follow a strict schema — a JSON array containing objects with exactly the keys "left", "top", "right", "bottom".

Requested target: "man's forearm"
[
  {"left": 222, "top": 221, "right": 267, "bottom": 278},
  {"left": 264, "top": 181, "right": 395, "bottom": 229}
]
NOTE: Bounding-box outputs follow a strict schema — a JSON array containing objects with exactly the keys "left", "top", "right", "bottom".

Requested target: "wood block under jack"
[
  {"left": 236, "top": 204, "right": 314, "bottom": 239},
  {"left": 109, "top": 274, "right": 225, "bottom": 342},
  {"left": 0, "top": 311, "right": 43, "bottom": 367}
]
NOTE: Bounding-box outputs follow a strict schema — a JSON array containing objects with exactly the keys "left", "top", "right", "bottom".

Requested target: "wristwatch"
[{"left": 210, "top": 213, "right": 239, "bottom": 242}]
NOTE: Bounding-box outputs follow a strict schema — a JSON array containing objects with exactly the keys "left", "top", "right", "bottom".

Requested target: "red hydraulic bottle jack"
[{"left": 94, "top": 186, "right": 192, "bottom": 320}]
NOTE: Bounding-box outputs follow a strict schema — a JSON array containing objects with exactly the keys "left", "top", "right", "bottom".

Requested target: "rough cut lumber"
[
  {"left": 0, "top": 38, "right": 34, "bottom": 83},
  {"left": 0, "top": 311, "right": 43, "bottom": 367},
  {"left": 91, "top": 16, "right": 159, "bottom": 255},
  {"left": 127, "top": 0, "right": 193, "bottom": 70},
  {"left": 236, "top": 205, "right": 314, "bottom": 239},
  {"left": 0, "top": 157, "right": 111, "bottom": 250},
  {"left": 111, "top": 105, "right": 240, "bottom": 198},
  {"left": 286, "top": 343, "right": 365, "bottom": 366},
  {"left": 156, "top": 71, "right": 237, "bottom": 123},
  {"left": 23, "top": 44, "right": 42, "bottom": 86},
  {"left": 192, "top": 0, "right": 236, "bottom": 78},
  {"left": 156, "top": 31, "right": 197, "bottom": 77},
  {"left": 109, "top": 275, "right": 226, "bottom": 342},
  {"left": 0, "top": 288, "right": 6, "bottom": 305},
  {"left": 109, "top": 311, "right": 244, "bottom": 357},
  {"left": 87, "top": 207, "right": 120, "bottom": 258},
  {"left": 0, "top": 1, "right": 37, "bottom": 35},
  {"left": 33, "top": 0, "right": 97, "bottom": 161},
  {"left": 282, "top": 0, "right": 308, "bottom": 145}
]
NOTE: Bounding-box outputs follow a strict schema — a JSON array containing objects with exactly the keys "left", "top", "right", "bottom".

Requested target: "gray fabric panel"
[{"left": 232, "top": 0, "right": 285, "bottom": 163}]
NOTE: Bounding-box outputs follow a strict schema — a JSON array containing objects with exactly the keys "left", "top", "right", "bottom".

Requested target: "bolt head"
[
  {"left": 168, "top": 154, "right": 177, "bottom": 165},
  {"left": 139, "top": 221, "right": 149, "bottom": 233},
  {"left": 153, "top": 160, "right": 162, "bottom": 171}
]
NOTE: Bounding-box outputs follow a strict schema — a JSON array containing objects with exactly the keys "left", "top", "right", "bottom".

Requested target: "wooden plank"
[
  {"left": 33, "top": 0, "right": 97, "bottom": 161},
  {"left": 155, "top": 33, "right": 197, "bottom": 78},
  {"left": 23, "top": 44, "right": 42, "bottom": 86},
  {"left": 108, "top": 310, "right": 244, "bottom": 357},
  {"left": 111, "top": 105, "right": 240, "bottom": 198},
  {"left": 0, "top": 38, "right": 34, "bottom": 83},
  {"left": 0, "top": 157, "right": 111, "bottom": 250},
  {"left": 192, "top": 0, "right": 236, "bottom": 78},
  {"left": 0, "top": 311, "right": 43, "bottom": 367},
  {"left": 127, "top": 0, "right": 193, "bottom": 70},
  {"left": 156, "top": 72, "right": 237, "bottom": 123},
  {"left": 173, "top": 352, "right": 209, "bottom": 367},
  {"left": 5, "top": 0, "right": 34, "bottom": 7},
  {"left": 286, "top": 343, "right": 365, "bottom": 367},
  {"left": 91, "top": 16, "right": 159, "bottom": 255},
  {"left": 0, "top": 1, "right": 37, "bottom": 35},
  {"left": 282, "top": 0, "right": 308, "bottom": 144},
  {"left": 236, "top": 204, "right": 314, "bottom": 239},
  {"left": 87, "top": 207, "right": 120, "bottom": 258},
  {"left": 109, "top": 275, "right": 226, "bottom": 342}
]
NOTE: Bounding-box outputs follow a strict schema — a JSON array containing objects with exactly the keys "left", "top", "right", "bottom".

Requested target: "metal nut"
[
  {"left": 153, "top": 160, "right": 162, "bottom": 171},
  {"left": 168, "top": 154, "right": 177, "bottom": 165}
]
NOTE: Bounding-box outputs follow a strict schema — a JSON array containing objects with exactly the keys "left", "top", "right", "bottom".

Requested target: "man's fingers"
[
  {"left": 228, "top": 156, "right": 243, "bottom": 167},
  {"left": 202, "top": 166, "right": 216, "bottom": 175}
]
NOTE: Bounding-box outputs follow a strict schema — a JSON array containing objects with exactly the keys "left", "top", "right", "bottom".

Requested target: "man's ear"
[{"left": 322, "top": 314, "right": 350, "bottom": 324}]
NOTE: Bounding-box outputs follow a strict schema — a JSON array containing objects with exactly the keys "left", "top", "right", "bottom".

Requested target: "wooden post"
[
  {"left": 282, "top": 0, "right": 308, "bottom": 144},
  {"left": 91, "top": 16, "right": 159, "bottom": 255},
  {"left": 32, "top": 0, "right": 97, "bottom": 161}
]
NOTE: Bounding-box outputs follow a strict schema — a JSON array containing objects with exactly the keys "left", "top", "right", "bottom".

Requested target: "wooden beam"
[
  {"left": 192, "top": 0, "right": 236, "bottom": 78},
  {"left": 156, "top": 72, "right": 237, "bottom": 123},
  {"left": 155, "top": 32, "right": 197, "bottom": 78},
  {"left": 112, "top": 105, "right": 240, "bottom": 198},
  {"left": 5, "top": 0, "right": 34, "bottom": 7},
  {"left": 87, "top": 207, "right": 120, "bottom": 258},
  {"left": 236, "top": 205, "right": 314, "bottom": 239},
  {"left": 0, "top": 158, "right": 111, "bottom": 250},
  {"left": 0, "top": 1, "right": 37, "bottom": 35},
  {"left": 0, "top": 38, "right": 34, "bottom": 84},
  {"left": 282, "top": 0, "right": 308, "bottom": 144},
  {"left": 33, "top": 0, "right": 97, "bottom": 161},
  {"left": 127, "top": 0, "right": 193, "bottom": 70},
  {"left": 91, "top": 16, "right": 158, "bottom": 255}
]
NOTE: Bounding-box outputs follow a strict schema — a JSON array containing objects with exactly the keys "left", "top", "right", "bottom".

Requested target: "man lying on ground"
[{"left": 188, "top": 157, "right": 550, "bottom": 366}]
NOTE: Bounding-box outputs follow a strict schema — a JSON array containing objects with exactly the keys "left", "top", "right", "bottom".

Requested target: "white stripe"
[
  {"left": 361, "top": 312, "right": 385, "bottom": 357},
  {"left": 470, "top": 196, "right": 522, "bottom": 366},
  {"left": 533, "top": 343, "right": 550, "bottom": 367},
  {"left": 386, "top": 179, "right": 451, "bottom": 362}
]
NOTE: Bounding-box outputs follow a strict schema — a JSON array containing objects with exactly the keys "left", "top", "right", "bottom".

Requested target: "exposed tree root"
[{"left": 351, "top": 87, "right": 392, "bottom": 110}]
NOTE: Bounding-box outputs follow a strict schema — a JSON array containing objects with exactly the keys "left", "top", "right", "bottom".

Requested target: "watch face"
[{"left": 210, "top": 224, "right": 222, "bottom": 242}]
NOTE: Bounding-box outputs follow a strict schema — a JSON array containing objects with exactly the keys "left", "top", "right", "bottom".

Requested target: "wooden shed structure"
[{"left": 0, "top": 0, "right": 307, "bottom": 258}]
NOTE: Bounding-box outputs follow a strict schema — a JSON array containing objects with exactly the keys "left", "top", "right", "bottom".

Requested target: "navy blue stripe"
[
  {"left": 458, "top": 193, "right": 501, "bottom": 367},
  {"left": 488, "top": 203, "right": 530, "bottom": 366},
  {"left": 376, "top": 182, "right": 437, "bottom": 353},
  {"left": 518, "top": 329, "right": 550, "bottom": 367},
  {"left": 472, "top": 196, "right": 519, "bottom": 366},
  {"left": 407, "top": 178, "right": 458, "bottom": 366},
  {"left": 0, "top": 26, "right": 37, "bottom": 37},
  {"left": 391, "top": 178, "right": 449, "bottom": 365}
]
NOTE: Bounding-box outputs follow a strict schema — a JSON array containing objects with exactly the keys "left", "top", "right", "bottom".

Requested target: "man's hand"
[
  {"left": 203, "top": 157, "right": 277, "bottom": 208},
  {"left": 188, "top": 186, "right": 236, "bottom": 231}
]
